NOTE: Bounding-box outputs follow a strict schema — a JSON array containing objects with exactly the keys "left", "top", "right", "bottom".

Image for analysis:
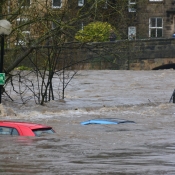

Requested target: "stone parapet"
[{"left": 58, "top": 38, "right": 175, "bottom": 70}]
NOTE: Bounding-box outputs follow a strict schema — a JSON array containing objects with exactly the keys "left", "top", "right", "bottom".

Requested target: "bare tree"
[{"left": 1, "top": 0, "right": 140, "bottom": 105}]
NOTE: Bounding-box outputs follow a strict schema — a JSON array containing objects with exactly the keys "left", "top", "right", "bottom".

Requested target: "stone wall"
[
  {"left": 128, "top": 38, "right": 175, "bottom": 70},
  {"left": 59, "top": 38, "right": 175, "bottom": 70},
  {"left": 6, "top": 38, "right": 175, "bottom": 71}
]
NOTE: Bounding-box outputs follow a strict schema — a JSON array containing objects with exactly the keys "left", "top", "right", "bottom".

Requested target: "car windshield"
[{"left": 32, "top": 128, "right": 55, "bottom": 136}]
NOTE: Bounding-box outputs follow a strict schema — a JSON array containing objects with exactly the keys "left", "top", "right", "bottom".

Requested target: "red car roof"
[{"left": 0, "top": 121, "right": 51, "bottom": 130}]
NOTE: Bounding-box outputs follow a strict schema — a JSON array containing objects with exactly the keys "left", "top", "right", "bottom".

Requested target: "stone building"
[
  {"left": 2, "top": 0, "right": 175, "bottom": 44},
  {"left": 129, "top": 0, "right": 175, "bottom": 39},
  {"left": 46, "top": 0, "right": 175, "bottom": 39}
]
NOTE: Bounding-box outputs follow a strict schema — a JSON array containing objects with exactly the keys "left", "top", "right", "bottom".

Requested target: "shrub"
[{"left": 75, "top": 21, "right": 120, "bottom": 42}]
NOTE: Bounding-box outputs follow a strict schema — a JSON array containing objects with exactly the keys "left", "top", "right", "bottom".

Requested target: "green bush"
[{"left": 75, "top": 21, "right": 120, "bottom": 42}]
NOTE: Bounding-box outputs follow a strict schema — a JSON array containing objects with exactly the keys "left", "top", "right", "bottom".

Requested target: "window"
[
  {"left": 128, "top": 26, "right": 136, "bottom": 40},
  {"left": 149, "top": 17, "right": 163, "bottom": 37},
  {"left": 81, "top": 22, "right": 84, "bottom": 30},
  {"left": 128, "top": 0, "right": 136, "bottom": 12},
  {"left": 78, "top": 0, "right": 84, "bottom": 6},
  {"left": 52, "top": 21, "right": 57, "bottom": 29},
  {"left": 0, "top": 127, "right": 19, "bottom": 136},
  {"left": 33, "top": 128, "right": 55, "bottom": 136},
  {"left": 18, "top": 0, "right": 30, "bottom": 7},
  {"left": 103, "top": 0, "right": 107, "bottom": 9},
  {"left": 52, "top": 0, "right": 62, "bottom": 8},
  {"left": 15, "top": 31, "right": 30, "bottom": 46},
  {"left": 52, "top": 20, "right": 60, "bottom": 29},
  {"left": 15, "top": 18, "right": 30, "bottom": 45}
]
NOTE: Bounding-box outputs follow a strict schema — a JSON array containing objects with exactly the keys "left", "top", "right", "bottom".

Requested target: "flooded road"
[{"left": 1, "top": 70, "right": 175, "bottom": 174}]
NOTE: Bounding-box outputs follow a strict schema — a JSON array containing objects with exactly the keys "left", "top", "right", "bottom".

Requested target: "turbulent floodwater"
[{"left": 1, "top": 70, "right": 175, "bottom": 174}]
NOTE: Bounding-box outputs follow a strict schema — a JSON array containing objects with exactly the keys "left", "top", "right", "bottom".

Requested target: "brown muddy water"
[{"left": 1, "top": 70, "right": 175, "bottom": 175}]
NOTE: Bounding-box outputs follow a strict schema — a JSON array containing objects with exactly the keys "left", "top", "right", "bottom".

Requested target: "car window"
[
  {"left": 33, "top": 128, "right": 55, "bottom": 136},
  {"left": 11, "top": 128, "right": 20, "bottom": 135},
  {"left": 0, "top": 127, "right": 19, "bottom": 136}
]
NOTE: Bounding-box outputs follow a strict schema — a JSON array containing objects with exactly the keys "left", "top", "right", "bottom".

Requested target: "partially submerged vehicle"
[
  {"left": 81, "top": 118, "right": 135, "bottom": 125},
  {"left": 0, "top": 121, "right": 55, "bottom": 136}
]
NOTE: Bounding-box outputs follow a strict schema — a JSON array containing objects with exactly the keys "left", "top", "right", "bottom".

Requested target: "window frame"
[
  {"left": 149, "top": 17, "right": 163, "bottom": 38},
  {"left": 52, "top": 21, "right": 57, "bottom": 29},
  {"left": 52, "top": 0, "right": 62, "bottom": 9},
  {"left": 78, "top": 0, "right": 84, "bottom": 7},
  {"left": 52, "top": 20, "right": 60, "bottom": 29},
  {"left": 81, "top": 22, "right": 84, "bottom": 30},
  {"left": 15, "top": 18, "right": 30, "bottom": 46},
  {"left": 128, "top": 26, "right": 136, "bottom": 40},
  {"left": 103, "top": 0, "right": 108, "bottom": 9},
  {"left": 128, "top": 0, "right": 136, "bottom": 12}
]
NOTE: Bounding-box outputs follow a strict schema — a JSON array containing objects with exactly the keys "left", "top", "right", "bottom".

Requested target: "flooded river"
[{"left": 1, "top": 70, "right": 175, "bottom": 174}]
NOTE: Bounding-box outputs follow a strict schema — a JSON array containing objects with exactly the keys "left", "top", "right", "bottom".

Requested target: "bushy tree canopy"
[{"left": 75, "top": 21, "right": 120, "bottom": 42}]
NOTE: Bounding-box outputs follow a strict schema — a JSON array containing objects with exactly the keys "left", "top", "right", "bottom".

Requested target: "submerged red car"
[{"left": 0, "top": 121, "right": 55, "bottom": 137}]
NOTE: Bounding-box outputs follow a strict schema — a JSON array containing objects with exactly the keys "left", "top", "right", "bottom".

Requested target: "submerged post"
[
  {"left": 169, "top": 89, "right": 175, "bottom": 103},
  {"left": 173, "top": 93, "right": 175, "bottom": 103}
]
